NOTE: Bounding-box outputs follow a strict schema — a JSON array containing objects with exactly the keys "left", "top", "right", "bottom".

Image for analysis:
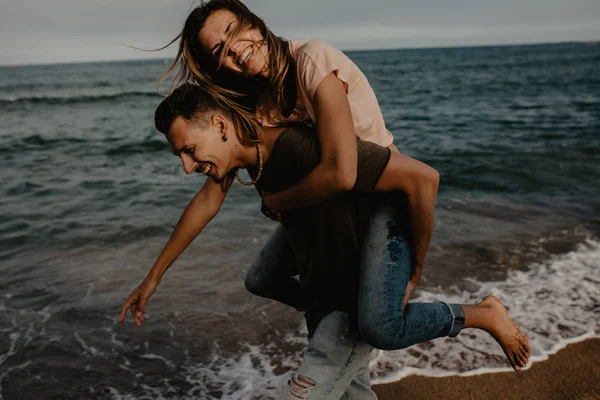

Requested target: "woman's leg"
[
  {"left": 358, "top": 201, "right": 460, "bottom": 349},
  {"left": 461, "top": 295, "right": 532, "bottom": 370},
  {"left": 245, "top": 225, "right": 304, "bottom": 310},
  {"left": 358, "top": 194, "right": 531, "bottom": 370}
]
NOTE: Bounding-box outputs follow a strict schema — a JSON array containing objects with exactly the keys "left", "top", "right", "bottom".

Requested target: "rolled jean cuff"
[{"left": 442, "top": 302, "right": 465, "bottom": 337}]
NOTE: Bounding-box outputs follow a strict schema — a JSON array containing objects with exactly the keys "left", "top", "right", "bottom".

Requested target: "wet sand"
[{"left": 373, "top": 338, "right": 600, "bottom": 400}]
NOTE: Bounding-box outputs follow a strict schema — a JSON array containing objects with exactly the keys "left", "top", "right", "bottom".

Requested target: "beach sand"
[{"left": 373, "top": 338, "right": 600, "bottom": 400}]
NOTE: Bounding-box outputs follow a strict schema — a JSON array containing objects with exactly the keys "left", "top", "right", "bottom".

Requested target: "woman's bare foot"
[{"left": 480, "top": 295, "right": 532, "bottom": 371}]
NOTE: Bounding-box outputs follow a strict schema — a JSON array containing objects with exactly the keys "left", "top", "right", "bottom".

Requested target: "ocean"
[{"left": 0, "top": 42, "right": 599, "bottom": 399}]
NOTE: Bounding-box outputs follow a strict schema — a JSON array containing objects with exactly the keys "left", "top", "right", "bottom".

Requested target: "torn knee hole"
[{"left": 286, "top": 374, "right": 316, "bottom": 399}]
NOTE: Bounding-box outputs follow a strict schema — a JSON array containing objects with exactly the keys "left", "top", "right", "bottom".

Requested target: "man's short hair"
[{"left": 154, "top": 83, "right": 227, "bottom": 135}]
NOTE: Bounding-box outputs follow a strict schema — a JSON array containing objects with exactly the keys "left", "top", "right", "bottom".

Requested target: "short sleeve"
[
  {"left": 352, "top": 139, "right": 391, "bottom": 193},
  {"left": 295, "top": 40, "right": 352, "bottom": 100}
]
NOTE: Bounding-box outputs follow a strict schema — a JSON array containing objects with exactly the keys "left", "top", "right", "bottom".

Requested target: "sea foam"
[
  {"left": 370, "top": 238, "right": 600, "bottom": 383},
  {"left": 163, "top": 238, "right": 600, "bottom": 399}
]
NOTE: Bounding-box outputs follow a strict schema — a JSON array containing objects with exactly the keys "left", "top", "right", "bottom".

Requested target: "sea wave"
[
  {"left": 119, "top": 236, "right": 598, "bottom": 399},
  {"left": 105, "top": 138, "right": 169, "bottom": 156},
  {"left": 0, "top": 80, "right": 114, "bottom": 92},
  {"left": 0, "top": 90, "right": 161, "bottom": 106},
  {"left": 370, "top": 237, "right": 600, "bottom": 383},
  {"left": 355, "top": 46, "right": 599, "bottom": 71},
  {"left": 0, "top": 135, "right": 91, "bottom": 155}
]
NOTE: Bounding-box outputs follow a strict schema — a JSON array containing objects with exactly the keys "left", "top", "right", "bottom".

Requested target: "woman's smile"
[{"left": 237, "top": 45, "right": 253, "bottom": 68}]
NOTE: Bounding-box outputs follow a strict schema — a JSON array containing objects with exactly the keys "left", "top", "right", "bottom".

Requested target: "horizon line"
[{"left": 1, "top": 39, "right": 597, "bottom": 68}]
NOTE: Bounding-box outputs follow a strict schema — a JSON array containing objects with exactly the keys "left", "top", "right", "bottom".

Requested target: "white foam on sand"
[
  {"left": 370, "top": 238, "right": 600, "bottom": 384},
  {"left": 103, "top": 238, "right": 599, "bottom": 399},
  {"left": 178, "top": 328, "right": 307, "bottom": 400}
]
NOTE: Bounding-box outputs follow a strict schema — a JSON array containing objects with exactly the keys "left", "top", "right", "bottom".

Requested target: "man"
[
  {"left": 120, "top": 84, "right": 529, "bottom": 398},
  {"left": 121, "top": 83, "right": 397, "bottom": 397}
]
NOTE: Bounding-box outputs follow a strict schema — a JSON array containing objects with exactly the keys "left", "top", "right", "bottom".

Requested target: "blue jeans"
[
  {"left": 245, "top": 224, "right": 304, "bottom": 311},
  {"left": 245, "top": 194, "right": 465, "bottom": 350},
  {"left": 284, "top": 311, "right": 376, "bottom": 400}
]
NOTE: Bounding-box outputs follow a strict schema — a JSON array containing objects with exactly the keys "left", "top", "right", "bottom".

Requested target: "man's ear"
[{"left": 211, "top": 114, "right": 229, "bottom": 141}]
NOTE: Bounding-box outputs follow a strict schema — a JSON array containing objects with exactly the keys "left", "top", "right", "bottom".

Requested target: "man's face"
[
  {"left": 167, "top": 116, "right": 232, "bottom": 183},
  {"left": 199, "top": 9, "right": 268, "bottom": 77}
]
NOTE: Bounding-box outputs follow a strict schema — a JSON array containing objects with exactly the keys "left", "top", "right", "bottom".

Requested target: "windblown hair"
[
  {"left": 155, "top": 83, "right": 258, "bottom": 147},
  {"left": 157, "top": 0, "right": 297, "bottom": 145}
]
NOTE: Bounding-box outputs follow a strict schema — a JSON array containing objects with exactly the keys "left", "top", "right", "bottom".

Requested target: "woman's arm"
[
  {"left": 262, "top": 72, "right": 357, "bottom": 213},
  {"left": 120, "top": 175, "right": 233, "bottom": 326},
  {"left": 374, "top": 152, "right": 440, "bottom": 284}
]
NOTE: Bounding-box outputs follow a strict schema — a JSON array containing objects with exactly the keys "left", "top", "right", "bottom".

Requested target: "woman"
[{"left": 121, "top": 85, "right": 531, "bottom": 379}]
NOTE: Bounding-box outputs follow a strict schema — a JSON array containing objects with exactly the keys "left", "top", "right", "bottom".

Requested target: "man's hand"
[{"left": 119, "top": 277, "right": 160, "bottom": 327}]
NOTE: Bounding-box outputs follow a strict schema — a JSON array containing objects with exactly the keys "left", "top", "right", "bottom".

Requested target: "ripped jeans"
[
  {"left": 284, "top": 311, "right": 376, "bottom": 400},
  {"left": 245, "top": 194, "right": 465, "bottom": 351}
]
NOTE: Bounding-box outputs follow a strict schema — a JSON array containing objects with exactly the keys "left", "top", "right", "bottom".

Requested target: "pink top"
[{"left": 259, "top": 39, "right": 394, "bottom": 148}]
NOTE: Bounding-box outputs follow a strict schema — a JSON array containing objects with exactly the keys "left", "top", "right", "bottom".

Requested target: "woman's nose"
[{"left": 229, "top": 39, "right": 242, "bottom": 54}]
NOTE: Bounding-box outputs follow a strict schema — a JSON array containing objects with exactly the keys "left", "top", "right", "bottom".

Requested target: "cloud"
[{"left": 1, "top": 0, "right": 599, "bottom": 65}]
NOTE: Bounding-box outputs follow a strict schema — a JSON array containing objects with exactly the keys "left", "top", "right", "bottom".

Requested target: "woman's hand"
[
  {"left": 402, "top": 280, "right": 417, "bottom": 311},
  {"left": 402, "top": 268, "right": 422, "bottom": 311},
  {"left": 119, "top": 277, "right": 160, "bottom": 327},
  {"left": 261, "top": 192, "right": 282, "bottom": 222}
]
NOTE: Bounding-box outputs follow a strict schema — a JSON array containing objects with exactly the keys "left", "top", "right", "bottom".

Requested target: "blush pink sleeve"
[{"left": 294, "top": 40, "right": 351, "bottom": 100}]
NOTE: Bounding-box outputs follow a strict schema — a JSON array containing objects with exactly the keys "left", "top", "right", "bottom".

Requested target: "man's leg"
[
  {"left": 339, "top": 364, "right": 377, "bottom": 400},
  {"left": 284, "top": 312, "right": 375, "bottom": 399},
  {"left": 245, "top": 225, "right": 304, "bottom": 309}
]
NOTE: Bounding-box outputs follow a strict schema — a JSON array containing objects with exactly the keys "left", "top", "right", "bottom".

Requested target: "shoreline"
[{"left": 373, "top": 337, "right": 600, "bottom": 400}]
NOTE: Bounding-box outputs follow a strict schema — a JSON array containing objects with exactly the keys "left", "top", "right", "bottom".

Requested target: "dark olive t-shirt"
[{"left": 252, "top": 123, "right": 391, "bottom": 334}]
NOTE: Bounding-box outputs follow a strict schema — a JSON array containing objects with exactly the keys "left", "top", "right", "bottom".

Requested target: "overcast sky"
[{"left": 1, "top": 0, "right": 599, "bottom": 65}]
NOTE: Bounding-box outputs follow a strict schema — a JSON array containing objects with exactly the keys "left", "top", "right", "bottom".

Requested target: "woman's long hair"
[{"left": 158, "top": 0, "right": 297, "bottom": 146}]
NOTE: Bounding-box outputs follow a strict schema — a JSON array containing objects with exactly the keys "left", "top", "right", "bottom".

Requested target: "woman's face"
[{"left": 199, "top": 10, "right": 268, "bottom": 77}]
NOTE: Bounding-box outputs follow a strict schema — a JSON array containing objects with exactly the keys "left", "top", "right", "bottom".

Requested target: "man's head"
[{"left": 155, "top": 83, "right": 240, "bottom": 182}]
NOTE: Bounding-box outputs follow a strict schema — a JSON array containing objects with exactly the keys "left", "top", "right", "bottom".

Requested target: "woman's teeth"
[
  {"left": 239, "top": 49, "right": 251, "bottom": 66},
  {"left": 201, "top": 164, "right": 211, "bottom": 175}
]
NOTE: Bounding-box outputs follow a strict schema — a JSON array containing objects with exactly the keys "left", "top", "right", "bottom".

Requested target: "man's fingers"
[
  {"left": 131, "top": 303, "right": 138, "bottom": 323},
  {"left": 138, "top": 298, "right": 147, "bottom": 315},
  {"left": 120, "top": 288, "right": 150, "bottom": 326},
  {"left": 119, "top": 304, "right": 128, "bottom": 322},
  {"left": 138, "top": 298, "right": 148, "bottom": 322},
  {"left": 120, "top": 299, "right": 133, "bottom": 322},
  {"left": 137, "top": 299, "right": 147, "bottom": 323}
]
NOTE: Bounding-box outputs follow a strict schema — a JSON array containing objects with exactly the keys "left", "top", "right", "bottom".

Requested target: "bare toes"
[
  {"left": 517, "top": 352, "right": 528, "bottom": 367},
  {"left": 513, "top": 352, "right": 525, "bottom": 368},
  {"left": 510, "top": 354, "right": 521, "bottom": 370}
]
